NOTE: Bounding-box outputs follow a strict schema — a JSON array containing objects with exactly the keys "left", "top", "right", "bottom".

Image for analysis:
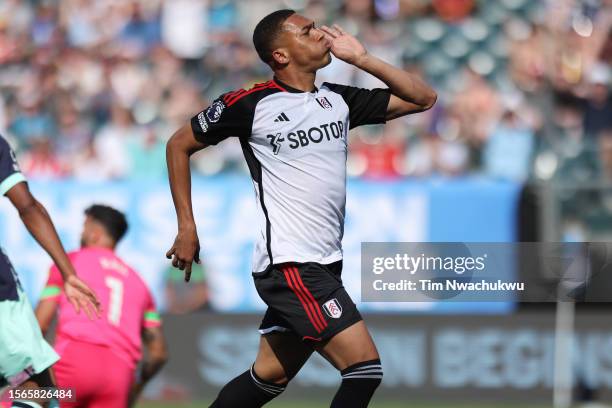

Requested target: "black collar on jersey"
[{"left": 272, "top": 76, "right": 318, "bottom": 94}]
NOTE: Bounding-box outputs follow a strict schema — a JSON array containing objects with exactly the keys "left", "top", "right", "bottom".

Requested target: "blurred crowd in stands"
[{"left": 0, "top": 0, "right": 609, "bottom": 182}]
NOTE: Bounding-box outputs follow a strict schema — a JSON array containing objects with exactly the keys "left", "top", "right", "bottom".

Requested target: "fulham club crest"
[
  {"left": 323, "top": 298, "right": 342, "bottom": 319},
  {"left": 316, "top": 96, "right": 333, "bottom": 110}
]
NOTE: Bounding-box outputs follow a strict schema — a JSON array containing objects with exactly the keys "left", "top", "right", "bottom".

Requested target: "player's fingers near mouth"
[
  {"left": 332, "top": 24, "right": 346, "bottom": 35},
  {"left": 320, "top": 26, "right": 337, "bottom": 39},
  {"left": 324, "top": 25, "right": 341, "bottom": 37}
]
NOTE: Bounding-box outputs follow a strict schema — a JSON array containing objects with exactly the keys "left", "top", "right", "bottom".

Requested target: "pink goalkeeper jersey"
[{"left": 40, "top": 247, "right": 161, "bottom": 370}]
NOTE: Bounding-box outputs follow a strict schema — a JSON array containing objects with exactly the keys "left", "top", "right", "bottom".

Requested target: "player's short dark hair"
[
  {"left": 253, "top": 9, "right": 295, "bottom": 64},
  {"left": 85, "top": 204, "right": 128, "bottom": 244}
]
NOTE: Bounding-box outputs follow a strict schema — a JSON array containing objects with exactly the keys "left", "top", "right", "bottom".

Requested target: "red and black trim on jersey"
[
  {"left": 190, "top": 80, "right": 291, "bottom": 146},
  {"left": 222, "top": 80, "right": 287, "bottom": 107}
]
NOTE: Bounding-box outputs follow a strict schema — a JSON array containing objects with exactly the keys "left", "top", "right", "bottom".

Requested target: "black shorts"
[{"left": 253, "top": 260, "right": 362, "bottom": 343}]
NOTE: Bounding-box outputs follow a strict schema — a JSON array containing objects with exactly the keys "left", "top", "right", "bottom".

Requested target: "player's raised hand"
[
  {"left": 64, "top": 274, "right": 101, "bottom": 319},
  {"left": 320, "top": 24, "right": 367, "bottom": 65},
  {"left": 166, "top": 228, "right": 201, "bottom": 282}
]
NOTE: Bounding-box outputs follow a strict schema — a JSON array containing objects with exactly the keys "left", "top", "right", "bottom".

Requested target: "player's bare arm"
[
  {"left": 165, "top": 124, "right": 206, "bottom": 281},
  {"left": 320, "top": 24, "right": 437, "bottom": 119},
  {"left": 5, "top": 182, "right": 100, "bottom": 318},
  {"left": 128, "top": 326, "right": 168, "bottom": 407},
  {"left": 35, "top": 297, "right": 58, "bottom": 335}
]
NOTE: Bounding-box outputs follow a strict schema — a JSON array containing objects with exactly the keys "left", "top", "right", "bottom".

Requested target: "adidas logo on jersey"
[
  {"left": 266, "top": 120, "right": 346, "bottom": 154},
  {"left": 274, "top": 112, "right": 290, "bottom": 122}
]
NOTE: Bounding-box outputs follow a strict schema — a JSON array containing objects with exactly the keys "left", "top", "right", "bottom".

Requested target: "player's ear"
[
  {"left": 89, "top": 222, "right": 106, "bottom": 245},
  {"left": 271, "top": 48, "right": 290, "bottom": 65}
]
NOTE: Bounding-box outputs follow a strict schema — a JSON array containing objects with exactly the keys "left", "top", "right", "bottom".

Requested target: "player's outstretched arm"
[
  {"left": 320, "top": 24, "right": 437, "bottom": 120},
  {"left": 5, "top": 182, "right": 100, "bottom": 318},
  {"left": 128, "top": 326, "right": 168, "bottom": 407},
  {"left": 165, "top": 124, "right": 207, "bottom": 282}
]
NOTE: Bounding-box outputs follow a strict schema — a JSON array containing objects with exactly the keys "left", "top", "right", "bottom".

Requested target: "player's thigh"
[
  {"left": 53, "top": 361, "right": 90, "bottom": 408},
  {"left": 52, "top": 341, "right": 96, "bottom": 406},
  {"left": 253, "top": 332, "right": 314, "bottom": 383},
  {"left": 87, "top": 389, "right": 129, "bottom": 408},
  {"left": 86, "top": 362, "right": 132, "bottom": 408},
  {"left": 54, "top": 341, "right": 132, "bottom": 407},
  {"left": 87, "top": 386, "right": 130, "bottom": 408},
  {"left": 315, "top": 320, "right": 379, "bottom": 371}
]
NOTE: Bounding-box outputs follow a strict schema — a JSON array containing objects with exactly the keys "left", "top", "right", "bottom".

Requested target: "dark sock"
[
  {"left": 209, "top": 365, "right": 287, "bottom": 408},
  {"left": 11, "top": 401, "right": 43, "bottom": 408},
  {"left": 330, "top": 359, "right": 383, "bottom": 408}
]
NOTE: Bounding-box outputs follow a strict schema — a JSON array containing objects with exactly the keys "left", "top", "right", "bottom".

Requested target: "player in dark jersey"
[
  {"left": 165, "top": 9, "right": 436, "bottom": 408},
  {"left": 0, "top": 135, "right": 100, "bottom": 408}
]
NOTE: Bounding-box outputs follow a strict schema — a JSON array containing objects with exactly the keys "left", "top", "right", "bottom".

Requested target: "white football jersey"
[{"left": 191, "top": 77, "right": 390, "bottom": 272}]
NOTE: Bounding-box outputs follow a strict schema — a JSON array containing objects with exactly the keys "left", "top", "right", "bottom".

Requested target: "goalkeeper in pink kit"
[{"left": 35, "top": 205, "right": 168, "bottom": 408}]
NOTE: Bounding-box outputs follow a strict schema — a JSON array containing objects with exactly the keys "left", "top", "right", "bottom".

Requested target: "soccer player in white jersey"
[{"left": 165, "top": 10, "right": 436, "bottom": 408}]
